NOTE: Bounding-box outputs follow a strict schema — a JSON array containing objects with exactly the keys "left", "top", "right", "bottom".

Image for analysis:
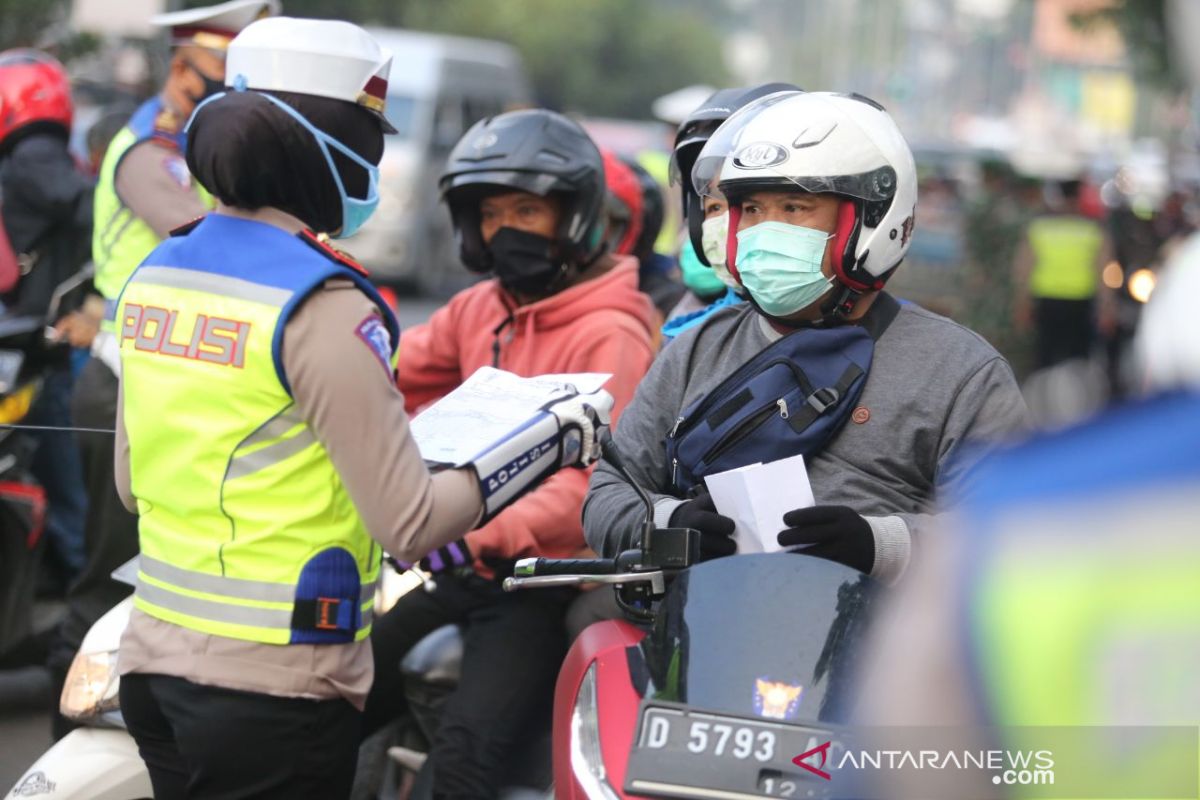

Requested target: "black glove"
[
  {"left": 669, "top": 491, "right": 736, "bottom": 562},
  {"left": 777, "top": 505, "right": 874, "bottom": 575}
]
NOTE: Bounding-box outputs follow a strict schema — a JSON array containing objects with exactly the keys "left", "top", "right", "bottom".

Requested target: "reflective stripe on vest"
[
  {"left": 119, "top": 215, "right": 398, "bottom": 645},
  {"left": 134, "top": 553, "right": 375, "bottom": 635},
  {"left": 1026, "top": 216, "right": 1103, "bottom": 300},
  {"left": 969, "top": 517, "right": 1200, "bottom": 796}
]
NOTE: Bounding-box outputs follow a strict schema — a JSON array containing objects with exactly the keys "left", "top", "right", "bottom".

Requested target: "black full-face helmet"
[{"left": 439, "top": 109, "right": 607, "bottom": 272}]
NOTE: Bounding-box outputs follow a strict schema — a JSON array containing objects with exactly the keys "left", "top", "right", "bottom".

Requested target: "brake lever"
[{"left": 502, "top": 570, "right": 665, "bottom": 594}]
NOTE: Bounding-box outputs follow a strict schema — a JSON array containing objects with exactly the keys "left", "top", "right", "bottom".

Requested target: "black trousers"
[
  {"left": 121, "top": 672, "right": 360, "bottom": 800},
  {"left": 1034, "top": 297, "right": 1094, "bottom": 370},
  {"left": 362, "top": 573, "right": 573, "bottom": 799},
  {"left": 49, "top": 358, "right": 140, "bottom": 737}
]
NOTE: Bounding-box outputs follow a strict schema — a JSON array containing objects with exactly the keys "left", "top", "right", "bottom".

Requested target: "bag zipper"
[
  {"left": 670, "top": 357, "right": 816, "bottom": 443},
  {"left": 699, "top": 397, "right": 790, "bottom": 465}
]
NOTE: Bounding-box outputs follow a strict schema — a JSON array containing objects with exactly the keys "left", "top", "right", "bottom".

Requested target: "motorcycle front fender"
[{"left": 8, "top": 728, "right": 151, "bottom": 800}]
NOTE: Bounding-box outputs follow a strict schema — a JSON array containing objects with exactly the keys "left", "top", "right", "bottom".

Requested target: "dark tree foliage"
[{"left": 184, "top": 0, "right": 728, "bottom": 118}]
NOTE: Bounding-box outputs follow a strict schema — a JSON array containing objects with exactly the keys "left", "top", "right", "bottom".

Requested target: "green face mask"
[
  {"left": 735, "top": 221, "right": 833, "bottom": 317},
  {"left": 679, "top": 237, "right": 727, "bottom": 297}
]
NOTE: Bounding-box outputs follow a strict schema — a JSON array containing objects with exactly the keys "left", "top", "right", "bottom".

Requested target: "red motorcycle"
[{"left": 502, "top": 442, "right": 877, "bottom": 800}]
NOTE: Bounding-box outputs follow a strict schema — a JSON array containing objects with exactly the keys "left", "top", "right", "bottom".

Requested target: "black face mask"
[
  {"left": 487, "top": 227, "right": 568, "bottom": 296},
  {"left": 185, "top": 60, "right": 225, "bottom": 105}
]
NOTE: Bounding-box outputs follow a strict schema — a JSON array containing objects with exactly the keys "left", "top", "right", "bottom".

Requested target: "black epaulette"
[
  {"left": 298, "top": 229, "right": 369, "bottom": 276},
  {"left": 168, "top": 216, "right": 206, "bottom": 237}
]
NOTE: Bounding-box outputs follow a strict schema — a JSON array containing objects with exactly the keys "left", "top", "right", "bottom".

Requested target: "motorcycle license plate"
[{"left": 624, "top": 701, "right": 834, "bottom": 799}]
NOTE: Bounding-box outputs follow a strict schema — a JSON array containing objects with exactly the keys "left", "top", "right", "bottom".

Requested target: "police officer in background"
[
  {"left": 46, "top": 0, "right": 276, "bottom": 738},
  {"left": 113, "top": 17, "right": 611, "bottom": 798},
  {"left": 1012, "top": 177, "right": 1118, "bottom": 370}
]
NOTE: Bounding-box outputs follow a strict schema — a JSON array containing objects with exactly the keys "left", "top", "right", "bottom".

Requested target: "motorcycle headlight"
[
  {"left": 60, "top": 650, "right": 121, "bottom": 721},
  {"left": 0, "top": 381, "right": 36, "bottom": 424},
  {"left": 1128, "top": 268, "right": 1157, "bottom": 304},
  {"left": 571, "top": 662, "right": 621, "bottom": 800}
]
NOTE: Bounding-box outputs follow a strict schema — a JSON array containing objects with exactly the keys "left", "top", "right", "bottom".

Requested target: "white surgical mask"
[{"left": 701, "top": 212, "right": 739, "bottom": 289}]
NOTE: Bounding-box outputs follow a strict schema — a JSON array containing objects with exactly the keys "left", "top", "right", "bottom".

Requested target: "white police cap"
[
  {"left": 226, "top": 17, "right": 396, "bottom": 133},
  {"left": 151, "top": 0, "right": 280, "bottom": 52}
]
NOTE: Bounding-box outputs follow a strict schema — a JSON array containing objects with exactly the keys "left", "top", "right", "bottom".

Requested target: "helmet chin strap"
[
  {"left": 745, "top": 276, "right": 864, "bottom": 333},
  {"left": 819, "top": 280, "right": 864, "bottom": 322}
]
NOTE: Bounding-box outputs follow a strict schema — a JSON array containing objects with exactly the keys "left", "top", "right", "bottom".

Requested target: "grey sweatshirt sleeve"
[
  {"left": 877, "top": 356, "right": 1028, "bottom": 580},
  {"left": 584, "top": 340, "right": 691, "bottom": 557},
  {"left": 932, "top": 356, "right": 1029, "bottom": 495}
]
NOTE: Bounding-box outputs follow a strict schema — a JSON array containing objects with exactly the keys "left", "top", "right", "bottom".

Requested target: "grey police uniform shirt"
[{"left": 582, "top": 296, "right": 1030, "bottom": 584}]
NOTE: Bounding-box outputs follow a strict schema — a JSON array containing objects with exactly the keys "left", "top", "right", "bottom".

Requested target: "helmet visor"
[
  {"left": 440, "top": 169, "right": 575, "bottom": 199},
  {"left": 691, "top": 91, "right": 898, "bottom": 203}
]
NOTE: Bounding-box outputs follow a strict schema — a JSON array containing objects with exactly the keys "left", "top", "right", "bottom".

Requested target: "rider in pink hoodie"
[
  {"left": 398, "top": 251, "right": 656, "bottom": 573},
  {"left": 363, "top": 110, "right": 656, "bottom": 798}
]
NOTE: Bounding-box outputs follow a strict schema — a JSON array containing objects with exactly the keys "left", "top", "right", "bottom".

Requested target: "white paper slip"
[
  {"left": 409, "top": 367, "right": 612, "bottom": 467},
  {"left": 703, "top": 453, "right": 816, "bottom": 553},
  {"left": 530, "top": 373, "right": 612, "bottom": 394}
]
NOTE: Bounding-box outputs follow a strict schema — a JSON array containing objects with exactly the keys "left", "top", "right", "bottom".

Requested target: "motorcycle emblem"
[
  {"left": 754, "top": 678, "right": 803, "bottom": 720},
  {"left": 11, "top": 770, "right": 56, "bottom": 797},
  {"left": 733, "top": 142, "right": 788, "bottom": 170}
]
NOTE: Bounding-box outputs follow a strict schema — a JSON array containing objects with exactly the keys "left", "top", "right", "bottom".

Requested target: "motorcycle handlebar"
[{"left": 512, "top": 557, "right": 617, "bottom": 578}]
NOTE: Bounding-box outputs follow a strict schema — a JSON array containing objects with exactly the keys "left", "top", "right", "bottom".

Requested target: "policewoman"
[{"left": 112, "top": 18, "right": 611, "bottom": 799}]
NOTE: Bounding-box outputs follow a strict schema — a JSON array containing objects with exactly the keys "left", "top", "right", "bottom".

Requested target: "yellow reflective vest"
[
  {"left": 93, "top": 97, "right": 212, "bottom": 331},
  {"left": 118, "top": 214, "right": 398, "bottom": 645},
  {"left": 1026, "top": 215, "right": 1104, "bottom": 301}
]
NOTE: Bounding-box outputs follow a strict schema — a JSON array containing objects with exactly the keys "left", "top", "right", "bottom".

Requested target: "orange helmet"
[{"left": 0, "top": 49, "right": 73, "bottom": 153}]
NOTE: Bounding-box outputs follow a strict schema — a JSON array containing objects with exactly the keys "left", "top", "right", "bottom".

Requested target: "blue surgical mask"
[
  {"left": 735, "top": 221, "right": 833, "bottom": 317},
  {"left": 188, "top": 79, "right": 381, "bottom": 239}
]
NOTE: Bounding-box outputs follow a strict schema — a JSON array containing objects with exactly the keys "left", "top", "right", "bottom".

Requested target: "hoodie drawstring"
[{"left": 491, "top": 312, "right": 514, "bottom": 368}]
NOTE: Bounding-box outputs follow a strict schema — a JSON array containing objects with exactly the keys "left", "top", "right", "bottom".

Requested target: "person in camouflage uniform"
[{"left": 961, "top": 159, "right": 1034, "bottom": 378}]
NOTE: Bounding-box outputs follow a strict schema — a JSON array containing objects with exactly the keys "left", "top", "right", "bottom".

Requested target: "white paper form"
[
  {"left": 409, "top": 367, "right": 611, "bottom": 466},
  {"left": 703, "top": 453, "right": 816, "bottom": 553}
]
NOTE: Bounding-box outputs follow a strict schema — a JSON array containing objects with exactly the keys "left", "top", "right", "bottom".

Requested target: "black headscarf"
[{"left": 186, "top": 89, "right": 384, "bottom": 234}]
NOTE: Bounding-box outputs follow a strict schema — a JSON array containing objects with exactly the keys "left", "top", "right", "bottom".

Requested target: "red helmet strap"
[
  {"left": 726, "top": 203, "right": 743, "bottom": 283},
  {"left": 832, "top": 199, "right": 865, "bottom": 291},
  {"left": 832, "top": 198, "right": 887, "bottom": 292}
]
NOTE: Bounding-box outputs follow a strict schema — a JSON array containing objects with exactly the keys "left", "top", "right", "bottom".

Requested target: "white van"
[{"left": 351, "top": 29, "right": 532, "bottom": 293}]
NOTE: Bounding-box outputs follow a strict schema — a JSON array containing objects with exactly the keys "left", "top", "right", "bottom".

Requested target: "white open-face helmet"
[{"left": 692, "top": 91, "right": 917, "bottom": 299}]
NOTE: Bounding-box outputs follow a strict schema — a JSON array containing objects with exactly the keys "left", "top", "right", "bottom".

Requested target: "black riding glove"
[
  {"left": 777, "top": 505, "right": 874, "bottom": 575},
  {"left": 669, "top": 490, "right": 737, "bottom": 562}
]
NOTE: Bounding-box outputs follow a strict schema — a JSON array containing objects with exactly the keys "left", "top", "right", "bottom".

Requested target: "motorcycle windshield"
[{"left": 637, "top": 553, "right": 876, "bottom": 725}]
